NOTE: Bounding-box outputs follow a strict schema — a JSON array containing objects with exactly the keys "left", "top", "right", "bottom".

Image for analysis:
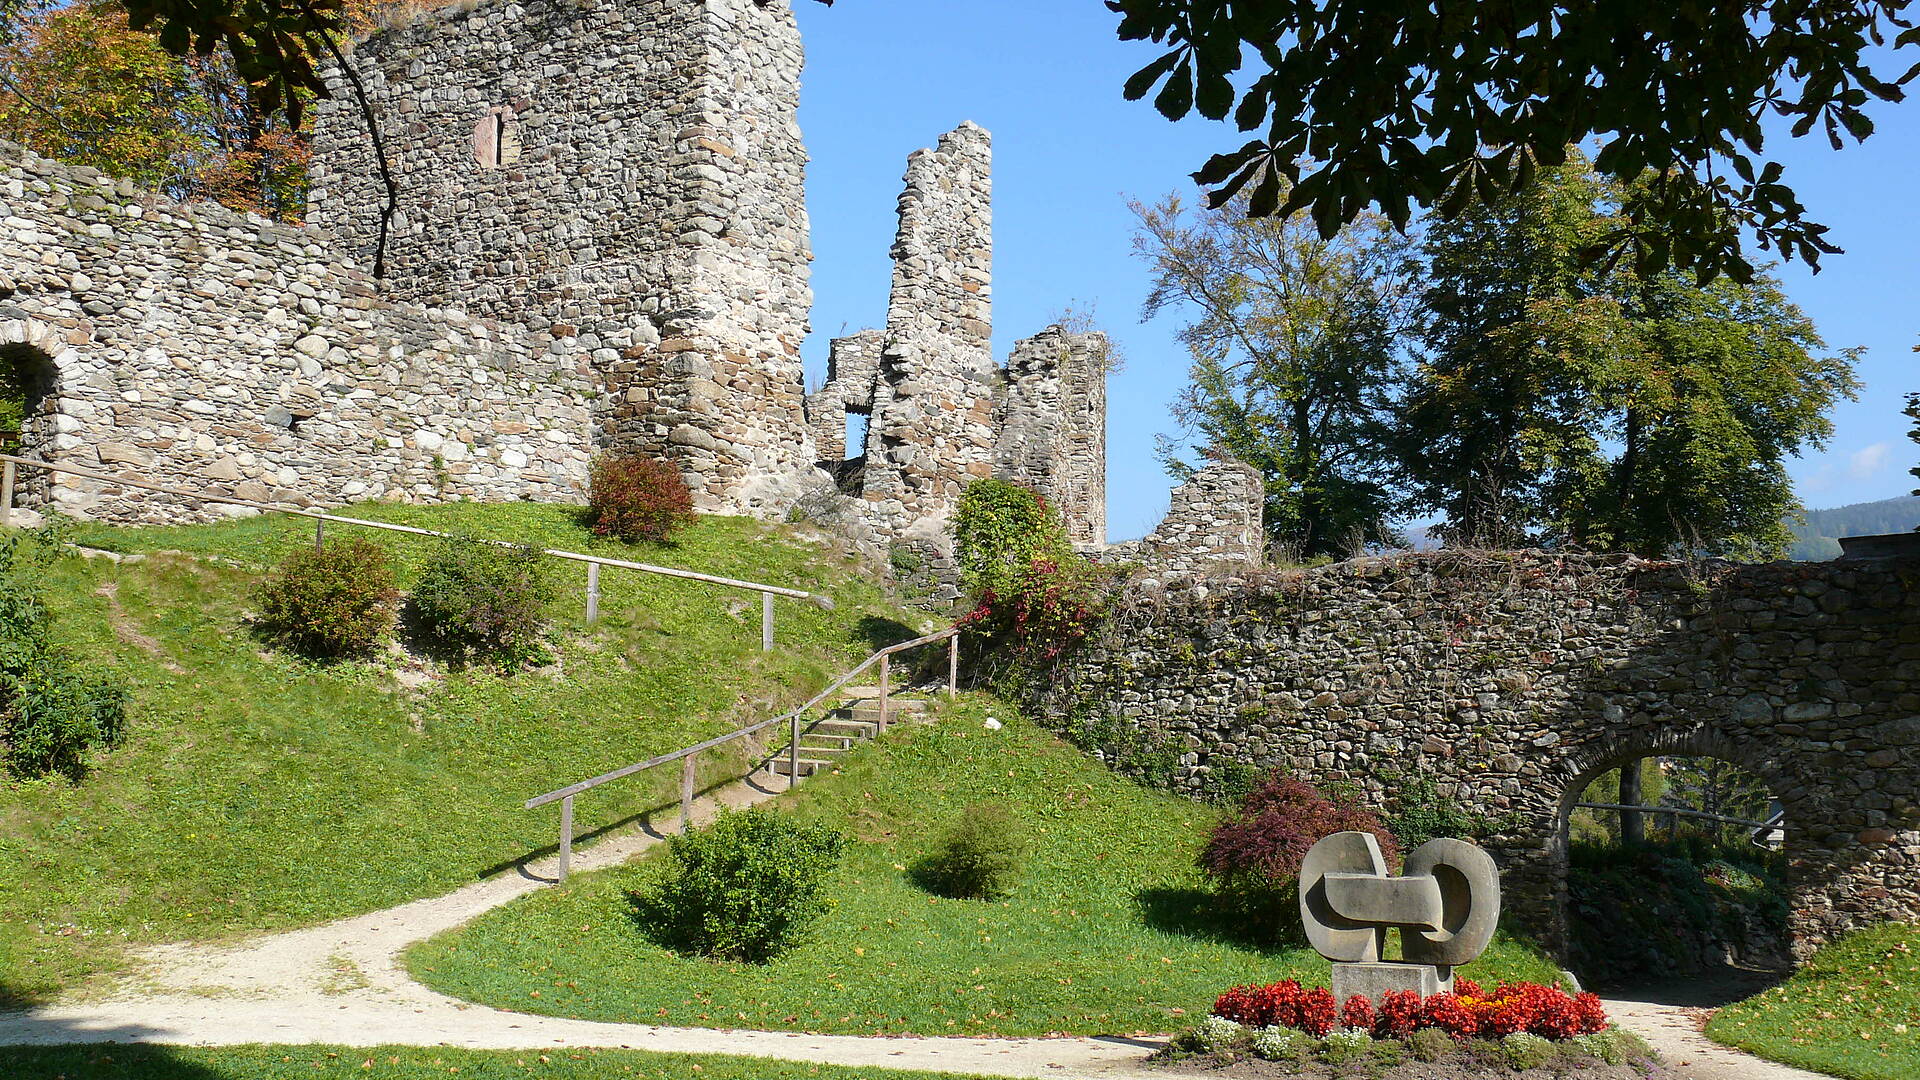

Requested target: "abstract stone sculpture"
[{"left": 1299, "top": 831, "right": 1501, "bottom": 1004}]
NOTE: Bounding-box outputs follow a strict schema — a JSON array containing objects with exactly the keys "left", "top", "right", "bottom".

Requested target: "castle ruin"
[{"left": 0, "top": 0, "right": 1262, "bottom": 580}]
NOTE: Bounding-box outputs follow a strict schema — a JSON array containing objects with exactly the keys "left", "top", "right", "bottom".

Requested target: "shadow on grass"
[
  {"left": 1132, "top": 886, "right": 1302, "bottom": 954},
  {"left": 854, "top": 615, "right": 920, "bottom": 652}
]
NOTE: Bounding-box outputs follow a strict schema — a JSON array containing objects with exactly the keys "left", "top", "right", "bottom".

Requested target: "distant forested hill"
[{"left": 1788, "top": 495, "right": 1920, "bottom": 561}]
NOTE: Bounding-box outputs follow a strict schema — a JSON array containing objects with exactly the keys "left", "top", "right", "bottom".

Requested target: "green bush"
[
  {"left": 912, "top": 803, "right": 1029, "bottom": 900},
  {"left": 951, "top": 478, "right": 1071, "bottom": 598},
  {"left": 253, "top": 538, "right": 401, "bottom": 659},
  {"left": 0, "top": 525, "right": 128, "bottom": 778},
  {"left": 1386, "top": 773, "right": 1506, "bottom": 849},
  {"left": 631, "top": 809, "right": 847, "bottom": 964},
  {"left": 407, "top": 538, "right": 554, "bottom": 667},
  {"left": 1408, "top": 1026, "right": 1454, "bottom": 1062},
  {"left": 1568, "top": 837, "right": 1790, "bottom": 986},
  {"left": 952, "top": 478, "right": 1113, "bottom": 671}
]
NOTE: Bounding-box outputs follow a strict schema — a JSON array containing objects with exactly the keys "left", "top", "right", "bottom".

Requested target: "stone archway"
[
  {"left": 1548, "top": 734, "right": 1800, "bottom": 980},
  {"left": 0, "top": 319, "right": 78, "bottom": 511}
]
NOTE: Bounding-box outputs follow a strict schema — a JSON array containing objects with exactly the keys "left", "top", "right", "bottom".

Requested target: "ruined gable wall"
[
  {"left": 312, "top": 0, "right": 816, "bottom": 517},
  {"left": 806, "top": 329, "right": 883, "bottom": 464},
  {"left": 996, "top": 326, "right": 1108, "bottom": 546},
  {"left": 1104, "top": 461, "right": 1264, "bottom": 576},
  {"left": 861, "top": 123, "right": 996, "bottom": 536},
  {"left": 1, "top": 140, "right": 594, "bottom": 522}
]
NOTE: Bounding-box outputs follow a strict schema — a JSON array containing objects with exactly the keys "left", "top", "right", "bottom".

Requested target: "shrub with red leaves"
[
  {"left": 1198, "top": 773, "right": 1399, "bottom": 938},
  {"left": 1454, "top": 977, "right": 1483, "bottom": 999},
  {"left": 1340, "top": 994, "right": 1375, "bottom": 1033},
  {"left": 1375, "top": 990, "right": 1421, "bottom": 1038},
  {"left": 587, "top": 453, "right": 695, "bottom": 543}
]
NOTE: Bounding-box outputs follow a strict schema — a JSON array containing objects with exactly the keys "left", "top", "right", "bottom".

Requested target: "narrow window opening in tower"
[{"left": 844, "top": 410, "right": 869, "bottom": 461}]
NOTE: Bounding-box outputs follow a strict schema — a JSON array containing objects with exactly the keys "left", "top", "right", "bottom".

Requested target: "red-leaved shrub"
[
  {"left": 587, "top": 453, "right": 694, "bottom": 543},
  {"left": 1198, "top": 773, "right": 1399, "bottom": 938},
  {"left": 1214, "top": 979, "right": 1607, "bottom": 1042}
]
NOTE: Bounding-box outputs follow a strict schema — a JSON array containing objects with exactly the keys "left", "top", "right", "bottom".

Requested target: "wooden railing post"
[
  {"left": 558, "top": 794, "right": 574, "bottom": 884},
  {"left": 1, "top": 458, "right": 13, "bottom": 530},
  {"left": 314, "top": 517, "right": 325, "bottom": 553},
  {"left": 680, "top": 752, "right": 695, "bottom": 833},
  {"left": 947, "top": 633, "right": 958, "bottom": 698},
  {"left": 878, "top": 654, "right": 890, "bottom": 733},
  {"left": 585, "top": 562, "right": 602, "bottom": 626},
  {"left": 788, "top": 713, "right": 801, "bottom": 786},
  {"left": 761, "top": 592, "right": 774, "bottom": 652}
]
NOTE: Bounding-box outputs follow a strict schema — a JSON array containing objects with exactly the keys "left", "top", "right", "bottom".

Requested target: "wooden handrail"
[
  {"left": 527, "top": 626, "right": 961, "bottom": 881},
  {"left": 1573, "top": 801, "right": 1783, "bottom": 831},
  {"left": 0, "top": 454, "right": 825, "bottom": 647}
]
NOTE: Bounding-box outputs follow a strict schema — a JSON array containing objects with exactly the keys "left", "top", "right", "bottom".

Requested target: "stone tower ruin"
[{"left": 3, "top": 0, "right": 1272, "bottom": 581}]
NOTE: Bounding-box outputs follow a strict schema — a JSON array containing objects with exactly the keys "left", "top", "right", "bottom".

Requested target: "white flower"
[{"left": 1249, "top": 1025, "right": 1302, "bottom": 1060}]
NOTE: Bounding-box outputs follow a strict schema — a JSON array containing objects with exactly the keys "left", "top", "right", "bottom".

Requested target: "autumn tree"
[
  {"left": 1404, "top": 155, "right": 1859, "bottom": 559},
  {"left": 1, "top": 0, "right": 312, "bottom": 219},
  {"left": 1135, "top": 193, "right": 1418, "bottom": 559}
]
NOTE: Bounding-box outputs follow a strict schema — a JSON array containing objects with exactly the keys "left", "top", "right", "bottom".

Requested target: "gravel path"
[
  {"left": 0, "top": 765, "right": 1824, "bottom": 1080},
  {"left": 1600, "top": 968, "right": 1835, "bottom": 1080},
  {"left": 0, "top": 768, "right": 1164, "bottom": 1079}
]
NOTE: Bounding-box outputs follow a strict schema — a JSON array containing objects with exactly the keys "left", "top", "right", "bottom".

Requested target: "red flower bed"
[{"left": 1213, "top": 979, "right": 1608, "bottom": 1041}]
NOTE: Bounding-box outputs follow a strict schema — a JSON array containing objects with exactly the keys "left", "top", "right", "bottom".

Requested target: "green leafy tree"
[
  {"left": 1658, "top": 757, "right": 1776, "bottom": 846},
  {"left": 1404, "top": 156, "right": 1859, "bottom": 558},
  {"left": 1109, "top": 0, "right": 1920, "bottom": 283},
  {"left": 1908, "top": 390, "right": 1920, "bottom": 497},
  {"left": 1135, "top": 193, "right": 1418, "bottom": 559}
]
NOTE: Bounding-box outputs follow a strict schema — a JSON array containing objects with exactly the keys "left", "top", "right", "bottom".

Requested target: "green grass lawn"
[
  {"left": 1705, "top": 922, "right": 1920, "bottom": 1080},
  {"left": 0, "top": 1044, "right": 991, "bottom": 1080},
  {"left": 1, "top": 504, "right": 934, "bottom": 1007},
  {"left": 408, "top": 697, "right": 1562, "bottom": 1038}
]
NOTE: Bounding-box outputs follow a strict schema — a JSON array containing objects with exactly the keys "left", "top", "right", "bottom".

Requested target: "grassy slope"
[
  {"left": 0, "top": 1045, "right": 991, "bottom": 1080},
  {"left": 409, "top": 697, "right": 1561, "bottom": 1038},
  {"left": 0, "top": 503, "right": 929, "bottom": 1006},
  {"left": 1705, "top": 923, "right": 1920, "bottom": 1080}
]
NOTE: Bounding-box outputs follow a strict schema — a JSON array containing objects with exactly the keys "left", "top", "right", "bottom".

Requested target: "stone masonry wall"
[
  {"left": 807, "top": 329, "right": 884, "bottom": 465},
  {"left": 1104, "top": 460, "right": 1264, "bottom": 575},
  {"left": 312, "top": 0, "right": 816, "bottom": 517},
  {"left": 1025, "top": 550, "right": 1920, "bottom": 960},
  {"left": 996, "top": 326, "right": 1108, "bottom": 546},
  {"left": 860, "top": 123, "right": 997, "bottom": 539},
  {"left": 1, "top": 139, "right": 594, "bottom": 522}
]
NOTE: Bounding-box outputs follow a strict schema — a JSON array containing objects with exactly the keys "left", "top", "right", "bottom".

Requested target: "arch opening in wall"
[
  {"left": 0, "top": 340, "right": 60, "bottom": 506},
  {"left": 1555, "top": 747, "right": 1794, "bottom": 994}
]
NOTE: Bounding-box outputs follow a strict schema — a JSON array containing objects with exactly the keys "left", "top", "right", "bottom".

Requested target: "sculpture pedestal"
[{"left": 1331, "top": 962, "right": 1452, "bottom": 1005}]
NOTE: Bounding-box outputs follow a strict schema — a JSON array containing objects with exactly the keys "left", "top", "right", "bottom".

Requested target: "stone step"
[
  {"left": 800, "top": 733, "right": 857, "bottom": 750},
  {"left": 768, "top": 757, "right": 832, "bottom": 777},
  {"left": 813, "top": 719, "right": 878, "bottom": 738}
]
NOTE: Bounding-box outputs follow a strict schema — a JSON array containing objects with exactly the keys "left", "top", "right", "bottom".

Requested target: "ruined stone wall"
[
  {"left": 1024, "top": 550, "right": 1920, "bottom": 959},
  {"left": 996, "top": 327, "right": 1108, "bottom": 546},
  {"left": 312, "top": 0, "right": 816, "bottom": 516},
  {"left": 1104, "top": 461, "right": 1264, "bottom": 575},
  {"left": 807, "top": 329, "right": 884, "bottom": 464},
  {"left": 1, "top": 140, "right": 594, "bottom": 522},
  {"left": 860, "top": 123, "right": 996, "bottom": 538}
]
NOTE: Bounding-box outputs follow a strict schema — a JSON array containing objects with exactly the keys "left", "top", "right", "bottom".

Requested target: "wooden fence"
[
  {"left": 527, "top": 626, "right": 961, "bottom": 882},
  {"left": 0, "top": 453, "right": 826, "bottom": 650}
]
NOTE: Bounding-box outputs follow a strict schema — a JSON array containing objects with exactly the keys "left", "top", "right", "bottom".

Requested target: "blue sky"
[{"left": 793, "top": 2, "right": 1920, "bottom": 543}]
